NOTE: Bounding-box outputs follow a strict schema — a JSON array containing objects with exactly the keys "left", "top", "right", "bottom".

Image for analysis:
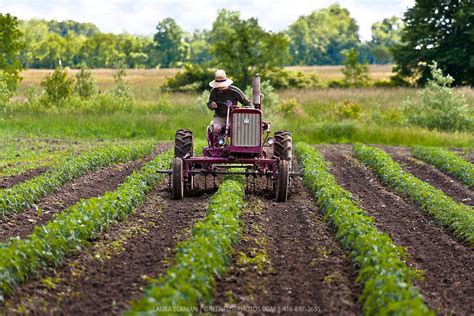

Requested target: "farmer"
[{"left": 207, "top": 69, "right": 251, "bottom": 135}]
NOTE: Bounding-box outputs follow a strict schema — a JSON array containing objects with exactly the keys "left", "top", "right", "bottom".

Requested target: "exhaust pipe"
[{"left": 252, "top": 74, "right": 261, "bottom": 110}]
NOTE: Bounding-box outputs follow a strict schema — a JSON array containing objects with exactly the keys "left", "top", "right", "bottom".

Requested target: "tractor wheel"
[
  {"left": 172, "top": 157, "right": 184, "bottom": 200},
  {"left": 175, "top": 129, "right": 194, "bottom": 158},
  {"left": 275, "top": 160, "right": 290, "bottom": 202},
  {"left": 273, "top": 130, "right": 292, "bottom": 161}
]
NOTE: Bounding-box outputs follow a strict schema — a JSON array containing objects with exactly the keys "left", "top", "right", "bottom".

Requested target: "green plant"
[
  {"left": 128, "top": 173, "right": 245, "bottom": 313},
  {"left": 109, "top": 63, "right": 133, "bottom": 99},
  {"left": 332, "top": 100, "right": 361, "bottom": 120},
  {"left": 0, "top": 149, "right": 173, "bottom": 300},
  {"left": 275, "top": 98, "right": 304, "bottom": 117},
  {"left": 295, "top": 142, "right": 431, "bottom": 315},
  {"left": 0, "top": 142, "right": 153, "bottom": 216},
  {"left": 411, "top": 146, "right": 473, "bottom": 189},
  {"left": 403, "top": 63, "right": 473, "bottom": 132},
  {"left": 353, "top": 143, "right": 474, "bottom": 246},
  {"left": 0, "top": 14, "right": 24, "bottom": 106},
  {"left": 74, "top": 63, "right": 96, "bottom": 100},
  {"left": 342, "top": 48, "right": 369, "bottom": 87},
  {"left": 40, "top": 65, "right": 74, "bottom": 106},
  {"left": 244, "top": 80, "right": 279, "bottom": 110}
]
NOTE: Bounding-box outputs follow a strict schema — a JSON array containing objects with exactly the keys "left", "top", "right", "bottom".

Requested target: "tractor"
[{"left": 163, "top": 75, "right": 295, "bottom": 202}]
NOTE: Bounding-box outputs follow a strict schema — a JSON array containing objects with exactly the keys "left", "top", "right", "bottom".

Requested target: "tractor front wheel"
[
  {"left": 275, "top": 160, "right": 290, "bottom": 202},
  {"left": 172, "top": 157, "right": 184, "bottom": 200}
]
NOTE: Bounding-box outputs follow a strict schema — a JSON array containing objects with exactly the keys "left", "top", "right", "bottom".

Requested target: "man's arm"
[
  {"left": 229, "top": 86, "right": 251, "bottom": 107},
  {"left": 207, "top": 88, "right": 217, "bottom": 109}
]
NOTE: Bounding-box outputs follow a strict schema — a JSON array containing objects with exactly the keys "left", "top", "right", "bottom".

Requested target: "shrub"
[
  {"left": 244, "top": 80, "right": 279, "bottom": 110},
  {"left": 74, "top": 63, "right": 96, "bottom": 100},
  {"left": 264, "top": 69, "right": 321, "bottom": 89},
  {"left": 40, "top": 65, "right": 74, "bottom": 106},
  {"left": 109, "top": 63, "right": 133, "bottom": 99},
  {"left": 332, "top": 100, "right": 361, "bottom": 120},
  {"left": 162, "top": 63, "right": 214, "bottom": 92},
  {"left": 403, "top": 62, "right": 473, "bottom": 132},
  {"left": 275, "top": 98, "right": 304, "bottom": 117}
]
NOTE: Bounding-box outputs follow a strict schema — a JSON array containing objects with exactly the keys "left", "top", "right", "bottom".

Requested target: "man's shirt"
[{"left": 207, "top": 85, "right": 252, "bottom": 117}]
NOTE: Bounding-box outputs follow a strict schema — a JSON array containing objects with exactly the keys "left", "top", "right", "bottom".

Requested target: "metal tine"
[
  {"left": 204, "top": 175, "right": 207, "bottom": 190},
  {"left": 213, "top": 175, "right": 216, "bottom": 189}
]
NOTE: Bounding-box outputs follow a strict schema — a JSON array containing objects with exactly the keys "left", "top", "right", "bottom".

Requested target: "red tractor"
[{"left": 167, "top": 75, "right": 294, "bottom": 201}]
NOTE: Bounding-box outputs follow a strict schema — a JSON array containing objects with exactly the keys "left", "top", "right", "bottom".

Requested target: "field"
[{"left": 0, "top": 66, "right": 473, "bottom": 315}]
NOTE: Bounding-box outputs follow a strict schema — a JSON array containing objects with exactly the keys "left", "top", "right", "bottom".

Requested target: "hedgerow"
[
  {"left": 128, "top": 174, "right": 245, "bottom": 314},
  {"left": 295, "top": 142, "right": 431, "bottom": 316},
  {"left": 411, "top": 146, "right": 473, "bottom": 189},
  {"left": 354, "top": 143, "right": 474, "bottom": 246},
  {"left": 0, "top": 142, "right": 154, "bottom": 217},
  {"left": 0, "top": 149, "right": 173, "bottom": 300}
]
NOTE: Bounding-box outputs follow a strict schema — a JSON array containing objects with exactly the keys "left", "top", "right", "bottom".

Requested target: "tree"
[
  {"left": 153, "top": 18, "right": 185, "bottom": 68},
  {"left": 209, "top": 9, "right": 290, "bottom": 87},
  {"left": 41, "top": 65, "right": 74, "bottom": 106},
  {"left": 74, "top": 63, "right": 96, "bottom": 99},
  {"left": 287, "top": 4, "right": 360, "bottom": 65},
  {"left": 0, "top": 14, "right": 24, "bottom": 104},
  {"left": 342, "top": 48, "right": 369, "bottom": 87},
  {"left": 393, "top": 0, "right": 474, "bottom": 86},
  {"left": 370, "top": 17, "right": 404, "bottom": 64}
]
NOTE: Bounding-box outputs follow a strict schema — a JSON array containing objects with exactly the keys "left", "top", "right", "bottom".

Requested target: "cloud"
[{"left": 0, "top": 0, "right": 414, "bottom": 40}]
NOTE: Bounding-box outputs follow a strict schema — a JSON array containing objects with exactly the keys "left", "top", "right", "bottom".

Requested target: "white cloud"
[{"left": 0, "top": 0, "right": 415, "bottom": 40}]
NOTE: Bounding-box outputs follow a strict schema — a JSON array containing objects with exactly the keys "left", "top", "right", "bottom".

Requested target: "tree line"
[{"left": 16, "top": 4, "right": 402, "bottom": 69}]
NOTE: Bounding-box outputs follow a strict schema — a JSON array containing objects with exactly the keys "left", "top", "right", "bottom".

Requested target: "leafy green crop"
[
  {"left": 295, "top": 142, "right": 432, "bottom": 316},
  {"left": 411, "top": 146, "right": 473, "bottom": 189},
  {"left": 354, "top": 144, "right": 474, "bottom": 246},
  {"left": 0, "top": 142, "right": 154, "bottom": 216},
  {"left": 127, "top": 174, "right": 245, "bottom": 315},
  {"left": 0, "top": 149, "right": 173, "bottom": 301}
]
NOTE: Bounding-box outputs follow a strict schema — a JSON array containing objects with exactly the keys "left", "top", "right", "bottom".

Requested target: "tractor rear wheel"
[
  {"left": 276, "top": 160, "right": 290, "bottom": 202},
  {"left": 273, "top": 130, "right": 292, "bottom": 162},
  {"left": 174, "top": 129, "right": 194, "bottom": 158},
  {"left": 172, "top": 157, "right": 184, "bottom": 200}
]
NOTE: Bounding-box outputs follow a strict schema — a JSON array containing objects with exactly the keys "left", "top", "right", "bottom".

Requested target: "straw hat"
[{"left": 209, "top": 69, "right": 233, "bottom": 88}]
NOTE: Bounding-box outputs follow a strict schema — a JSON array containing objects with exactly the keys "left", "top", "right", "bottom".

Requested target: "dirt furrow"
[
  {"left": 214, "top": 164, "right": 361, "bottom": 315},
  {"left": 382, "top": 146, "right": 473, "bottom": 206},
  {"left": 320, "top": 144, "right": 473, "bottom": 315},
  {"left": 0, "top": 167, "right": 48, "bottom": 189},
  {"left": 3, "top": 177, "right": 212, "bottom": 315},
  {"left": 0, "top": 144, "right": 171, "bottom": 242}
]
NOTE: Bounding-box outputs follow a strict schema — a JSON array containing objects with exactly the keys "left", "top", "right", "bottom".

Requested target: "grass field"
[{"left": 3, "top": 66, "right": 473, "bottom": 148}]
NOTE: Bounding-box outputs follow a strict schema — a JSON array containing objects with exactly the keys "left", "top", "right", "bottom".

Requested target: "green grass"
[{"left": 2, "top": 87, "right": 473, "bottom": 147}]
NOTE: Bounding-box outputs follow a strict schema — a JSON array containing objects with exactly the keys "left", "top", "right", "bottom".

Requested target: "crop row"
[
  {"left": 128, "top": 174, "right": 246, "bottom": 314},
  {"left": 0, "top": 149, "right": 173, "bottom": 300},
  {"left": 295, "top": 142, "right": 431, "bottom": 315},
  {"left": 411, "top": 146, "right": 473, "bottom": 189},
  {"left": 354, "top": 144, "right": 474, "bottom": 246},
  {"left": 0, "top": 142, "right": 154, "bottom": 217}
]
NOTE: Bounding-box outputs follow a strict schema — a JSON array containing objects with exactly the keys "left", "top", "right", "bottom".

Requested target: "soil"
[
  {"left": 382, "top": 146, "right": 474, "bottom": 206},
  {"left": 3, "top": 176, "right": 212, "bottom": 315},
  {"left": 0, "top": 167, "right": 48, "bottom": 189},
  {"left": 320, "top": 144, "right": 474, "bottom": 315},
  {"left": 213, "top": 161, "right": 361, "bottom": 315},
  {"left": 0, "top": 144, "right": 171, "bottom": 242}
]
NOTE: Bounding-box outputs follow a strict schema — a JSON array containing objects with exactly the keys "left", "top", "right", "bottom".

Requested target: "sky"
[{"left": 0, "top": 0, "right": 415, "bottom": 41}]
